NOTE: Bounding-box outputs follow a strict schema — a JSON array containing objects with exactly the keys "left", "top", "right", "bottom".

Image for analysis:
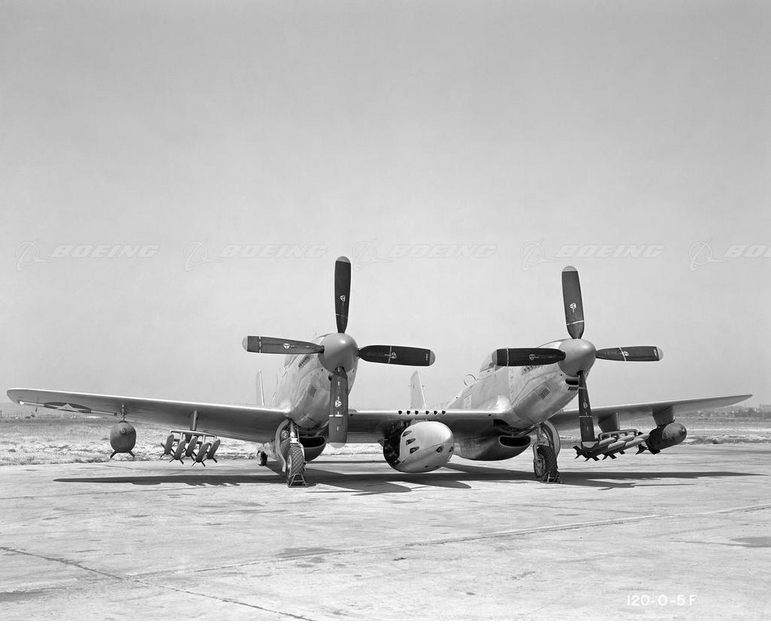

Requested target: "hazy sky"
[{"left": 1, "top": 0, "right": 769, "bottom": 412}]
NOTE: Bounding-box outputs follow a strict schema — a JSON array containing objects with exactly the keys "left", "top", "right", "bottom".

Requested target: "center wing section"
[
  {"left": 346, "top": 406, "right": 514, "bottom": 443},
  {"left": 7, "top": 388, "right": 290, "bottom": 442}
]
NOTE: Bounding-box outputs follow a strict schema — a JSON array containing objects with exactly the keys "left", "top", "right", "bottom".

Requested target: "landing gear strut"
[
  {"left": 278, "top": 421, "right": 307, "bottom": 487},
  {"left": 532, "top": 421, "right": 561, "bottom": 483}
]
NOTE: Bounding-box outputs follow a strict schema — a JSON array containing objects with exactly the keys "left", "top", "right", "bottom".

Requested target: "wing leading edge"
[
  {"left": 548, "top": 394, "right": 753, "bottom": 428},
  {"left": 8, "top": 388, "right": 753, "bottom": 445},
  {"left": 348, "top": 394, "right": 753, "bottom": 442},
  {"left": 7, "top": 389, "right": 513, "bottom": 445},
  {"left": 7, "top": 388, "right": 290, "bottom": 442}
]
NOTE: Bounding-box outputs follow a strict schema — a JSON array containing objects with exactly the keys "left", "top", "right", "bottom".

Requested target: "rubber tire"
[
  {"left": 533, "top": 445, "right": 558, "bottom": 481},
  {"left": 540, "top": 420, "right": 561, "bottom": 457},
  {"left": 286, "top": 444, "right": 306, "bottom": 486}
]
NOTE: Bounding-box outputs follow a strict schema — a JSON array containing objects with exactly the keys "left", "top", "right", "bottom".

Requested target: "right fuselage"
[{"left": 447, "top": 338, "right": 596, "bottom": 431}]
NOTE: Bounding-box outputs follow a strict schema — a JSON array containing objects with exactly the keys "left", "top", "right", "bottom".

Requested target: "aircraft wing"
[
  {"left": 7, "top": 388, "right": 290, "bottom": 442},
  {"left": 347, "top": 394, "right": 752, "bottom": 442},
  {"left": 547, "top": 394, "right": 753, "bottom": 429}
]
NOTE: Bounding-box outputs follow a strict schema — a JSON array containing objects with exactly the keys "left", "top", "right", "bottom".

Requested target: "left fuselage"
[{"left": 272, "top": 335, "right": 358, "bottom": 434}]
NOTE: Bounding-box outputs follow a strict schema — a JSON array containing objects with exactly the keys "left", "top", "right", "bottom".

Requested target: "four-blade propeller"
[
  {"left": 243, "top": 256, "right": 435, "bottom": 447},
  {"left": 489, "top": 265, "right": 662, "bottom": 447},
  {"left": 559, "top": 265, "right": 662, "bottom": 446}
]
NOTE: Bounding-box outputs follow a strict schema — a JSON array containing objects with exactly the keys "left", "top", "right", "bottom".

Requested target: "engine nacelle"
[
  {"left": 454, "top": 434, "right": 531, "bottom": 461},
  {"left": 383, "top": 421, "right": 454, "bottom": 473},
  {"left": 110, "top": 421, "right": 136, "bottom": 456},
  {"left": 646, "top": 422, "right": 687, "bottom": 453},
  {"left": 300, "top": 436, "right": 326, "bottom": 462}
]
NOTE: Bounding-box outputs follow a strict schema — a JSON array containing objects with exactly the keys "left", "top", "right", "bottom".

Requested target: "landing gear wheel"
[
  {"left": 259, "top": 451, "right": 268, "bottom": 466},
  {"left": 533, "top": 445, "right": 560, "bottom": 483},
  {"left": 286, "top": 443, "right": 307, "bottom": 487}
]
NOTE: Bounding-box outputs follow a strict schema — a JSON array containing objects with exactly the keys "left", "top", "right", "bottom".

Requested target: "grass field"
[{"left": 0, "top": 411, "right": 768, "bottom": 466}]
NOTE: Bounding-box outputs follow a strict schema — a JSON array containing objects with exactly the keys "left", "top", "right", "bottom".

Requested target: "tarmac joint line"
[
  {"left": 184, "top": 502, "right": 771, "bottom": 577},
  {"left": 0, "top": 545, "right": 310, "bottom": 620}
]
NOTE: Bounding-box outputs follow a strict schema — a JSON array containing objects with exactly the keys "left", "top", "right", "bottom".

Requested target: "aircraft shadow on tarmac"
[
  {"left": 54, "top": 468, "right": 480, "bottom": 495},
  {"left": 547, "top": 470, "right": 763, "bottom": 490},
  {"left": 53, "top": 460, "right": 764, "bottom": 495}
]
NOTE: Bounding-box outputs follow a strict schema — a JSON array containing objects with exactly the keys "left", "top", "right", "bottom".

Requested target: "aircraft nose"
[
  {"left": 558, "top": 338, "right": 596, "bottom": 377},
  {"left": 318, "top": 333, "right": 359, "bottom": 373}
]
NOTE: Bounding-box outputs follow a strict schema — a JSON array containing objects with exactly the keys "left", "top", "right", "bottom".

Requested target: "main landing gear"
[
  {"left": 286, "top": 440, "right": 307, "bottom": 487},
  {"left": 532, "top": 421, "right": 561, "bottom": 483},
  {"left": 258, "top": 421, "right": 309, "bottom": 487},
  {"left": 275, "top": 421, "right": 307, "bottom": 487}
]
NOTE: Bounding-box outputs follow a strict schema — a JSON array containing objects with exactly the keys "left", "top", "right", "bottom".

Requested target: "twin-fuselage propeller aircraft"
[{"left": 8, "top": 258, "right": 749, "bottom": 485}]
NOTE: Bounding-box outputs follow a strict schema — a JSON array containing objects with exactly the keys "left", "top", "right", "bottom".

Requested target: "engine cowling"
[
  {"left": 646, "top": 422, "right": 687, "bottom": 453},
  {"left": 110, "top": 422, "right": 136, "bottom": 455},
  {"left": 383, "top": 421, "right": 454, "bottom": 473},
  {"left": 454, "top": 434, "right": 532, "bottom": 461}
]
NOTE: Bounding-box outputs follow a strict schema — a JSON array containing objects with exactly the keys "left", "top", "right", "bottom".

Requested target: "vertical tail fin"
[
  {"left": 256, "top": 370, "right": 265, "bottom": 407},
  {"left": 410, "top": 371, "right": 427, "bottom": 410}
]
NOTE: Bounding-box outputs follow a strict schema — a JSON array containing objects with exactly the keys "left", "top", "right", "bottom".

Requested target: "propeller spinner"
[{"left": 242, "top": 256, "right": 435, "bottom": 447}]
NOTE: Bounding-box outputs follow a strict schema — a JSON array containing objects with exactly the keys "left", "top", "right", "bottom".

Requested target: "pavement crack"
[
  {"left": 0, "top": 545, "right": 128, "bottom": 583},
  {"left": 0, "top": 545, "right": 309, "bottom": 620}
]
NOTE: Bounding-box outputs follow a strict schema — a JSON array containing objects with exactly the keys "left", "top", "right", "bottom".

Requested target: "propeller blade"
[
  {"left": 242, "top": 336, "right": 324, "bottom": 354},
  {"left": 596, "top": 346, "right": 663, "bottom": 362},
  {"left": 334, "top": 256, "right": 351, "bottom": 333},
  {"left": 562, "top": 265, "right": 585, "bottom": 339},
  {"left": 577, "top": 371, "right": 595, "bottom": 444},
  {"left": 494, "top": 348, "right": 566, "bottom": 367},
  {"left": 358, "top": 345, "right": 436, "bottom": 366},
  {"left": 327, "top": 366, "right": 349, "bottom": 447}
]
